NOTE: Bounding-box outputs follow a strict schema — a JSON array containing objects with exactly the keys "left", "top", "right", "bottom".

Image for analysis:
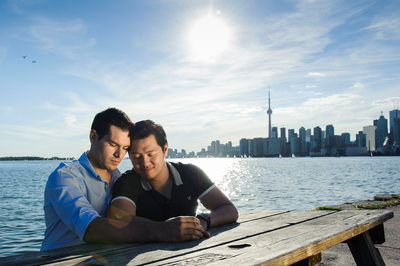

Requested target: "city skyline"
[
  {"left": 1, "top": 1, "right": 400, "bottom": 157},
  {"left": 169, "top": 107, "right": 400, "bottom": 157}
]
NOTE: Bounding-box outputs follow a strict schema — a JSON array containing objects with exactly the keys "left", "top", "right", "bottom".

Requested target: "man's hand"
[
  {"left": 163, "top": 216, "right": 210, "bottom": 241},
  {"left": 197, "top": 216, "right": 208, "bottom": 231}
]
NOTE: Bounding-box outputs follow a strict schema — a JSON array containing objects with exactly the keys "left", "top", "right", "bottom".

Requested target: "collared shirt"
[
  {"left": 41, "top": 152, "right": 121, "bottom": 251},
  {"left": 112, "top": 162, "right": 215, "bottom": 222},
  {"left": 138, "top": 162, "right": 184, "bottom": 191}
]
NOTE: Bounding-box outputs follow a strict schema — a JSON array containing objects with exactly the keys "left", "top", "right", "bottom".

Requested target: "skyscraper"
[
  {"left": 363, "top": 125, "right": 376, "bottom": 151},
  {"left": 306, "top": 129, "right": 312, "bottom": 143},
  {"left": 280, "top": 127, "right": 286, "bottom": 140},
  {"left": 299, "top": 127, "right": 306, "bottom": 156},
  {"left": 288, "top": 129, "right": 295, "bottom": 141},
  {"left": 373, "top": 113, "right": 388, "bottom": 148},
  {"left": 389, "top": 109, "right": 400, "bottom": 145},
  {"left": 312, "top": 126, "right": 322, "bottom": 152},
  {"left": 267, "top": 91, "right": 272, "bottom": 138},
  {"left": 356, "top": 131, "right": 366, "bottom": 147},
  {"left": 341, "top": 133, "right": 351, "bottom": 146},
  {"left": 271, "top": 127, "right": 278, "bottom": 138},
  {"left": 239, "top": 138, "right": 249, "bottom": 156},
  {"left": 325, "top": 124, "right": 334, "bottom": 146}
]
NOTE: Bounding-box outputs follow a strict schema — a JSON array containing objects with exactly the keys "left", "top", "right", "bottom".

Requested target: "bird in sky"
[{"left": 22, "top": 55, "right": 37, "bottom": 63}]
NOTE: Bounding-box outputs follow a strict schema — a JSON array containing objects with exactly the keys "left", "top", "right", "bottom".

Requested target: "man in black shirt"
[{"left": 108, "top": 120, "right": 238, "bottom": 233}]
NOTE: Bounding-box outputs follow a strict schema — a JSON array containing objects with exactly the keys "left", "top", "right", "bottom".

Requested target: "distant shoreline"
[
  {"left": 0, "top": 156, "right": 75, "bottom": 161},
  {"left": 1, "top": 155, "right": 400, "bottom": 161}
]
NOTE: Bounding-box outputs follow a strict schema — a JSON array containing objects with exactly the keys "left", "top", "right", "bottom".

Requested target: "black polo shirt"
[{"left": 112, "top": 162, "right": 214, "bottom": 221}]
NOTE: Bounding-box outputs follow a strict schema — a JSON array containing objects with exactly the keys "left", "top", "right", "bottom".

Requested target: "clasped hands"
[{"left": 164, "top": 216, "right": 210, "bottom": 241}]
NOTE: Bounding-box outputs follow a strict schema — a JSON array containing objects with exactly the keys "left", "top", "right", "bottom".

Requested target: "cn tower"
[{"left": 267, "top": 90, "right": 272, "bottom": 138}]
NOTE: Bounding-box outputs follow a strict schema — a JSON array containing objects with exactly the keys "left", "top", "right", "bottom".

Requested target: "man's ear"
[
  {"left": 89, "top": 129, "right": 98, "bottom": 145},
  {"left": 163, "top": 143, "right": 168, "bottom": 157}
]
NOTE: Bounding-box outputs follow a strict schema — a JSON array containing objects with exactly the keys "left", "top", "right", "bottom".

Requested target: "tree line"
[{"left": 0, "top": 156, "right": 74, "bottom": 161}]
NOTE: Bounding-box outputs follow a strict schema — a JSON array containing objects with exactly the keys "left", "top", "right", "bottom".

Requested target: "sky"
[{"left": 1, "top": 0, "right": 400, "bottom": 157}]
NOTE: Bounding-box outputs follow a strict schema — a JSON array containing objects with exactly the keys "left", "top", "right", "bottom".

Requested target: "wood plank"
[
  {"left": 237, "top": 210, "right": 290, "bottom": 223},
  {"left": 40, "top": 211, "right": 336, "bottom": 265},
  {"left": 155, "top": 210, "right": 393, "bottom": 266}
]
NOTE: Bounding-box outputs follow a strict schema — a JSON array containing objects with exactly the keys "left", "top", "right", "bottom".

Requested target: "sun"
[{"left": 188, "top": 15, "right": 231, "bottom": 61}]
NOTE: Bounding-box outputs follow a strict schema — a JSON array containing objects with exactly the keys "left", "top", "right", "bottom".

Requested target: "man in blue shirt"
[{"left": 41, "top": 108, "right": 207, "bottom": 251}]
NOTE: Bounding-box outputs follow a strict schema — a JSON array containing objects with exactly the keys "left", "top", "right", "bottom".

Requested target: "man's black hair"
[
  {"left": 131, "top": 120, "right": 167, "bottom": 148},
  {"left": 91, "top": 108, "right": 133, "bottom": 139}
]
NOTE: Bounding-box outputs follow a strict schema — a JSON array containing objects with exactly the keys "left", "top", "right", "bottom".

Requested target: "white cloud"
[
  {"left": 303, "top": 93, "right": 359, "bottom": 107},
  {"left": 0, "top": 124, "right": 63, "bottom": 140},
  {"left": 308, "top": 72, "right": 327, "bottom": 77},
  {"left": 42, "top": 91, "right": 93, "bottom": 113},
  {"left": 372, "top": 97, "right": 400, "bottom": 109},
  {"left": 64, "top": 114, "right": 77, "bottom": 127},
  {"left": 37, "top": 91, "right": 94, "bottom": 139},
  {"left": 22, "top": 17, "right": 96, "bottom": 58},
  {"left": 365, "top": 15, "right": 400, "bottom": 40},
  {"left": 273, "top": 93, "right": 363, "bottom": 132},
  {"left": 351, "top": 82, "right": 364, "bottom": 89}
]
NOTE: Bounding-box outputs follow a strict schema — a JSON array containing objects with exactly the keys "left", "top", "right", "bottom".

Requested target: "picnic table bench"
[{"left": 1, "top": 209, "right": 393, "bottom": 265}]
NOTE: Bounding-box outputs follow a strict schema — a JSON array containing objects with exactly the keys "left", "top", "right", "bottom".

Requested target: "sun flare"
[{"left": 188, "top": 16, "right": 231, "bottom": 61}]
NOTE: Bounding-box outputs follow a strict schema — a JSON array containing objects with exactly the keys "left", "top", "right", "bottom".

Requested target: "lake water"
[{"left": 0, "top": 156, "right": 399, "bottom": 258}]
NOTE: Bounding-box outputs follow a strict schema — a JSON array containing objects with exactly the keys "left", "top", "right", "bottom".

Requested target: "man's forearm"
[
  {"left": 84, "top": 215, "right": 206, "bottom": 244},
  {"left": 209, "top": 204, "right": 239, "bottom": 227},
  {"left": 84, "top": 216, "right": 164, "bottom": 244}
]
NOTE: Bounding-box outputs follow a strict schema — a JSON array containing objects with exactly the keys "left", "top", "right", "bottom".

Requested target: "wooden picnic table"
[{"left": 1, "top": 209, "right": 393, "bottom": 266}]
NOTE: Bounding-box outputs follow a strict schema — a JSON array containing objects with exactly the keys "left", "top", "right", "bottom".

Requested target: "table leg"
[
  {"left": 369, "top": 224, "right": 385, "bottom": 244},
  {"left": 347, "top": 230, "right": 385, "bottom": 266}
]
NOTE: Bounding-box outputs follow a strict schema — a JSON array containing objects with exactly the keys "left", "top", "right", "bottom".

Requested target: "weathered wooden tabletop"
[{"left": 1, "top": 209, "right": 393, "bottom": 266}]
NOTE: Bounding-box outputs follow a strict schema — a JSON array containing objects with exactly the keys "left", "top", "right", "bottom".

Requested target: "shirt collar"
[
  {"left": 140, "top": 161, "right": 183, "bottom": 191},
  {"left": 79, "top": 152, "right": 121, "bottom": 183}
]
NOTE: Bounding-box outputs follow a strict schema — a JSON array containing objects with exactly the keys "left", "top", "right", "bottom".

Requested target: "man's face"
[
  {"left": 90, "top": 125, "right": 130, "bottom": 171},
  {"left": 129, "top": 134, "right": 168, "bottom": 181}
]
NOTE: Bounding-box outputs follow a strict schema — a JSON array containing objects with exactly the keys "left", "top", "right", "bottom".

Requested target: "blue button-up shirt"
[{"left": 41, "top": 152, "right": 121, "bottom": 251}]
